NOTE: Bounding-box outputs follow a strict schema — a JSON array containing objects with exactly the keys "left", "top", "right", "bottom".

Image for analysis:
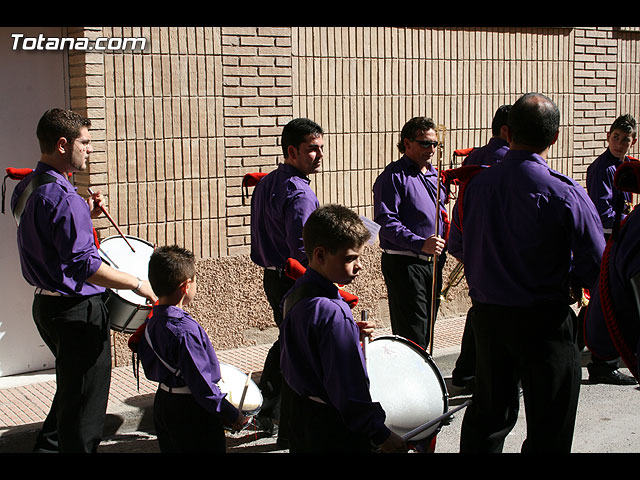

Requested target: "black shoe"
[
  {"left": 589, "top": 369, "right": 638, "bottom": 385},
  {"left": 253, "top": 415, "right": 278, "bottom": 436},
  {"left": 451, "top": 376, "right": 475, "bottom": 394},
  {"left": 33, "top": 432, "right": 59, "bottom": 453}
]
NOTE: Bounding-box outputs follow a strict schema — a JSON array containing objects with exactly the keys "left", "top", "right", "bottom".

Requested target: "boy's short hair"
[
  {"left": 36, "top": 108, "right": 91, "bottom": 154},
  {"left": 609, "top": 114, "right": 637, "bottom": 138},
  {"left": 281, "top": 118, "right": 324, "bottom": 158},
  {"left": 303, "top": 204, "right": 371, "bottom": 258},
  {"left": 148, "top": 245, "right": 196, "bottom": 297}
]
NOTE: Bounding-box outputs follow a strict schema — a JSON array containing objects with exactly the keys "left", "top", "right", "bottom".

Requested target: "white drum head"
[
  {"left": 98, "top": 235, "right": 155, "bottom": 305},
  {"left": 367, "top": 336, "right": 448, "bottom": 441},
  {"left": 218, "top": 363, "right": 263, "bottom": 415}
]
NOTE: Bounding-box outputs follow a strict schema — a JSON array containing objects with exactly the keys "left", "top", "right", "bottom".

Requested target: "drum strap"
[
  {"left": 144, "top": 325, "right": 183, "bottom": 378},
  {"left": 283, "top": 281, "right": 334, "bottom": 318},
  {"left": 12, "top": 172, "right": 57, "bottom": 226}
]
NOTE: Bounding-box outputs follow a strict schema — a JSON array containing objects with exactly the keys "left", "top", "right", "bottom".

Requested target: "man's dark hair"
[
  {"left": 397, "top": 117, "right": 437, "bottom": 153},
  {"left": 508, "top": 93, "right": 559, "bottom": 150},
  {"left": 36, "top": 108, "right": 91, "bottom": 154},
  {"left": 609, "top": 114, "right": 637, "bottom": 138},
  {"left": 148, "top": 245, "right": 196, "bottom": 297},
  {"left": 281, "top": 118, "right": 324, "bottom": 158},
  {"left": 491, "top": 104, "right": 512, "bottom": 137},
  {"left": 303, "top": 204, "right": 371, "bottom": 258}
]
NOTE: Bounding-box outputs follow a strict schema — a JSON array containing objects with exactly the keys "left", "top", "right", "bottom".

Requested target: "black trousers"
[
  {"left": 381, "top": 252, "right": 443, "bottom": 351},
  {"left": 452, "top": 306, "right": 477, "bottom": 384},
  {"left": 153, "top": 387, "right": 227, "bottom": 453},
  {"left": 460, "top": 301, "right": 581, "bottom": 453},
  {"left": 281, "top": 381, "right": 372, "bottom": 453},
  {"left": 258, "top": 269, "right": 295, "bottom": 439},
  {"left": 32, "top": 293, "right": 111, "bottom": 453}
]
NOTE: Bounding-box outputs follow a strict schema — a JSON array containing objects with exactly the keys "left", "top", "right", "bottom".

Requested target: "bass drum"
[
  {"left": 99, "top": 235, "right": 155, "bottom": 334},
  {"left": 366, "top": 335, "right": 449, "bottom": 441}
]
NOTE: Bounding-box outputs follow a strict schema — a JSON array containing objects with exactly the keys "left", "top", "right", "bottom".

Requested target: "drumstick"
[
  {"left": 401, "top": 399, "right": 472, "bottom": 442},
  {"left": 361, "top": 310, "right": 369, "bottom": 366},
  {"left": 87, "top": 188, "right": 136, "bottom": 253},
  {"left": 237, "top": 370, "right": 252, "bottom": 413}
]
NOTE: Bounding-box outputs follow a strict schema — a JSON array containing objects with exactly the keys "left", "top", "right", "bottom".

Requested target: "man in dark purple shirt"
[
  {"left": 584, "top": 114, "right": 638, "bottom": 385},
  {"left": 249, "top": 118, "right": 322, "bottom": 443},
  {"left": 452, "top": 104, "right": 511, "bottom": 391},
  {"left": 11, "top": 109, "right": 156, "bottom": 453},
  {"left": 373, "top": 116, "right": 446, "bottom": 352},
  {"left": 449, "top": 93, "right": 605, "bottom": 453}
]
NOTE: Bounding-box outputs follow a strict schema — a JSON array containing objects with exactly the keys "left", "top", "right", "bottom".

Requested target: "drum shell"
[
  {"left": 366, "top": 335, "right": 449, "bottom": 441},
  {"left": 104, "top": 290, "right": 151, "bottom": 334},
  {"left": 98, "top": 235, "right": 155, "bottom": 334}
]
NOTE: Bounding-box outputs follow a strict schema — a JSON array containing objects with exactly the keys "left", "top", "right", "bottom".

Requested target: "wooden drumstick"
[
  {"left": 88, "top": 188, "right": 135, "bottom": 253},
  {"left": 401, "top": 399, "right": 472, "bottom": 442},
  {"left": 361, "top": 310, "right": 369, "bottom": 366},
  {"left": 237, "top": 370, "right": 252, "bottom": 413}
]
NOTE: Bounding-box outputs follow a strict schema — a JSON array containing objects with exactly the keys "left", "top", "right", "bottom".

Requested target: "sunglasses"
[{"left": 411, "top": 139, "right": 440, "bottom": 148}]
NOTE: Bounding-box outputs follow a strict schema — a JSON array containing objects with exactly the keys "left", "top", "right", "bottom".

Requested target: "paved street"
[{"left": 3, "top": 347, "right": 636, "bottom": 455}]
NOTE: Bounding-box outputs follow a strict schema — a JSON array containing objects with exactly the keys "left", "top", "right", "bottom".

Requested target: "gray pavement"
[{"left": 2, "top": 347, "right": 639, "bottom": 454}]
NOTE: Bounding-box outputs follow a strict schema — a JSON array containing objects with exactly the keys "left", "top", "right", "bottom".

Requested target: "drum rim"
[{"left": 100, "top": 234, "right": 155, "bottom": 248}]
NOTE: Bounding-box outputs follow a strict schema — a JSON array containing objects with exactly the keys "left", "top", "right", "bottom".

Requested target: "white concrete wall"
[{"left": 0, "top": 27, "right": 69, "bottom": 376}]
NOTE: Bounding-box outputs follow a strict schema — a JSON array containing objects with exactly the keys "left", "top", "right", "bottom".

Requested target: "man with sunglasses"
[{"left": 373, "top": 117, "right": 447, "bottom": 352}]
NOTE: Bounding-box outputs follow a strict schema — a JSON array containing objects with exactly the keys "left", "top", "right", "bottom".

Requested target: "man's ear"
[{"left": 56, "top": 137, "right": 68, "bottom": 155}]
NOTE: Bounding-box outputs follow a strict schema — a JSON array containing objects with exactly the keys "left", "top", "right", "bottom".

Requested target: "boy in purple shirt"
[
  {"left": 280, "top": 204, "right": 407, "bottom": 453},
  {"left": 138, "top": 245, "right": 246, "bottom": 452},
  {"left": 584, "top": 114, "right": 638, "bottom": 385}
]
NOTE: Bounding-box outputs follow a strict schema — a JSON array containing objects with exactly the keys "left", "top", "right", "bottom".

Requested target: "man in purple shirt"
[
  {"left": 279, "top": 204, "right": 406, "bottom": 453},
  {"left": 448, "top": 93, "right": 605, "bottom": 453},
  {"left": 11, "top": 109, "right": 156, "bottom": 453},
  {"left": 452, "top": 104, "right": 511, "bottom": 391},
  {"left": 373, "top": 116, "right": 446, "bottom": 352},
  {"left": 249, "top": 118, "right": 322, "bottom": 442},
  {"left": 584, "top": 114, "right": 638, "bottom": 385}
]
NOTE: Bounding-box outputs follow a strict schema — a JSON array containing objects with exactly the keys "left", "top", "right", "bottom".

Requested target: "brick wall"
[{"left": 60, "top": 26, "right": 640, "bottom": 356}]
